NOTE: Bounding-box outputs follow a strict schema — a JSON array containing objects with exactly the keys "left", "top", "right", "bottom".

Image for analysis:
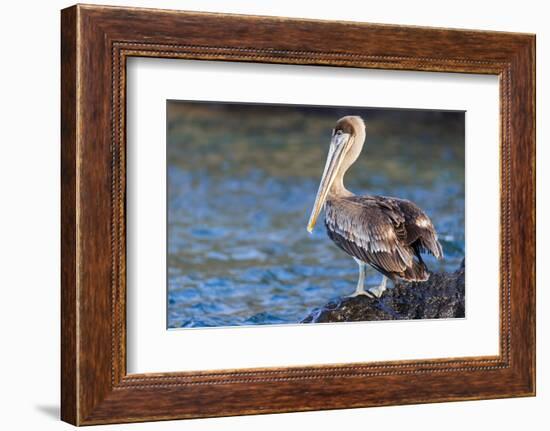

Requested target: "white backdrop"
[
  {"left": 127, "top": 59, "right": 500, "bottom": 373},
  {"left": 0, "top": 0, "right": 547, "bottom": 430}
]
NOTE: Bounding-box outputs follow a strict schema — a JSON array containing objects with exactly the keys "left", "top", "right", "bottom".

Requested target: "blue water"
[{"left": 167, "top": 103, "right": 465, "bottom": 328}]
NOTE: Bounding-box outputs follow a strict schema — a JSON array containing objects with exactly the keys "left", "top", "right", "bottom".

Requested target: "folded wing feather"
[{"left": 324, "top": 195, "right": 443, "bottom": 281}]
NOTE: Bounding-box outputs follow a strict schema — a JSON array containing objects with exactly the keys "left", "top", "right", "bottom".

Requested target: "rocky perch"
[{"left": 302, "top": 259, "right": 465, "bottom": 323}]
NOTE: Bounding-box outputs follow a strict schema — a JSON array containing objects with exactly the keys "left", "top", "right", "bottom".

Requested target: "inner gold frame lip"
[{"left": 113, "top": 42, "right": 511, "bottom": 387}]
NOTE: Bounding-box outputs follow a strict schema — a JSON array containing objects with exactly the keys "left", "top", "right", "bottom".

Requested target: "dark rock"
[{"left": 302, "top": 259, "right": 465, "bottom": 323}]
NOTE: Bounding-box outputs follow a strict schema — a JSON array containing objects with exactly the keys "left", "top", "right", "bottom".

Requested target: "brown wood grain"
[
  {"left": 61, "top": 4, "right": 536, "bottom": 425},
  {"left": 60, "top": 5, "right": 78, "bottom": 425}
]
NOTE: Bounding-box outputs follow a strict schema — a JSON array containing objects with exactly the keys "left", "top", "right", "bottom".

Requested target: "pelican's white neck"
[{"left": 328, "top": 126, "right": 366, "bottom": 199}]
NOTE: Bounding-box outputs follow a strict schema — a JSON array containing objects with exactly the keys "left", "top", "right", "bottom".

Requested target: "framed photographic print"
[{"left": 61, "top": 4, "right": 535, "bottom": 425}]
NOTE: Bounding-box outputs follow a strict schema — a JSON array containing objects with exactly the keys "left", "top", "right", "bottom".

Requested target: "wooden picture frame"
[{"left": 61, "top": 4, "right": 535, "bottom": 425}]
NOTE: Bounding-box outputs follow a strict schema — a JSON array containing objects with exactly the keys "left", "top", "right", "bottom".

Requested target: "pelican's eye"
[{"left": 333, "top": 129, "right": 344, "bottom": 143}]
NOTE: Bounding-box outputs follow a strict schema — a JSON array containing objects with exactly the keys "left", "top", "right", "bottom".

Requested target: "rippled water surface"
[{"left": 167, "top": 102, "right": 465, "bottom": 328}]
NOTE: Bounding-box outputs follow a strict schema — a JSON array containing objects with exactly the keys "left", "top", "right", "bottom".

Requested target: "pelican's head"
[{"left": 307, "top": 116, "right": 366, "bottom": 233}]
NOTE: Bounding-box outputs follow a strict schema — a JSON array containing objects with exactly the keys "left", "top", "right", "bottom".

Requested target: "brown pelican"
[{"left": 307, "top": 116, "right": 443, "bottom": 298}]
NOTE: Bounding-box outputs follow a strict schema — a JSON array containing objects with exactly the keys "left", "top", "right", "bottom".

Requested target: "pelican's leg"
[
  {"left": 348, "top": 258, "right": 375, "bottom": 298},
  {"left": 368, "top": 276, "right": 388, "bottom": 298}
]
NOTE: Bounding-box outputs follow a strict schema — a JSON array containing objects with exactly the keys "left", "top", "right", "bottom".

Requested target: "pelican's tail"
[{"left": 400, "top": 258, "right": 430, "bottom": 282}]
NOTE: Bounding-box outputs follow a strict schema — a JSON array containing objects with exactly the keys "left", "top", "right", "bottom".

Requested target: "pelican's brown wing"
[
  {"left": 324, "top": 195, "right": 442, "bottom": 281},
  {"left": 324, "top": 196, "right": 416, "bottom": 280},
  {"left": 390, "top": 197, "right": 444, "bottom": 260}
]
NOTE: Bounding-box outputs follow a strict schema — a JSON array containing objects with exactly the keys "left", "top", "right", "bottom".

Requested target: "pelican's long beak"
[{"left": 307, "top": 133, "right": 350, "bottom": 233}]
